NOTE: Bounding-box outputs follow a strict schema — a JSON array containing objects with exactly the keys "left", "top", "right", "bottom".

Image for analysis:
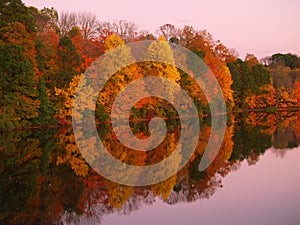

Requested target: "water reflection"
[{"left": 0, "top": 112, "right": 299, "bottom": 224}]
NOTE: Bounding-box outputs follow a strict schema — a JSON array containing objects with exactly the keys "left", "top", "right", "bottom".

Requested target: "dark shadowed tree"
[
  {"left": 0, "top": 0, "right": 35, "bottom": 32},
  {"left": 0, "top": 44, "right": 39, "bottom": 128},
  {"left": 56, "top": 36, "right": 81, "bottom": 88}
]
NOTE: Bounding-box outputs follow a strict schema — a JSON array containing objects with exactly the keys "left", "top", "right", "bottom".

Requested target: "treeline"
[
  {"left": 267, "top": 53, "right": 300, "bottom": 108},
  {"left": 1, "top": 0, "right": 300, "bottom": 129},
  {"left": 228, "top": 53, "right": 300, "bottom": 109}
]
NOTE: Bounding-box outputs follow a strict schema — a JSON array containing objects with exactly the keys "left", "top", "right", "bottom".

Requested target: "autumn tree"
[
  {"left": 71, "top": 31, "right": 104, "bottom": 70},
  {"left": 183, "top": 29, "right": 234, "bottom": 109},
  {"left": 131, "top": 36, "right": 182, "bottom": 117},
  {"left": 96, "top": 34, "right": 142, "bottom": 120},
  {"left": 245, "top": 53, "right": 260, "bottom": 68},
  {"left": 0, "top": 4, "right": 40, "bottom": 128},
  {"left": 29, "top": 7, "right": 59, "bottom": 33},
  {"left": 35, "top": 27, "right": 60, "bottom": 90},
  {"left": 146, "top": 36, "right": 181, "bottom": 82},
  {"left": 214, "top": 41, "right": 237, "bottom": 62},
  {"left": 54, "top": 74, "right": 86, "bottom": 124},
  {"left": 294, "top": 77, "right": 300, "bottom": 107},
  {"left": 178, "top": 25, "right": 195, "bottom": 48}
]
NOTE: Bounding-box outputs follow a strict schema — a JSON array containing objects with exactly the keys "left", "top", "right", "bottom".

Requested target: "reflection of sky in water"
[{"left": 103, "top": 148, "right": 300, "bottom": 225}]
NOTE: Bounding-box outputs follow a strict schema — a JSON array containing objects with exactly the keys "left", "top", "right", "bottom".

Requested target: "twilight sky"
[{"left": 23, "top": 0, "right": 300, "bottom": 59}]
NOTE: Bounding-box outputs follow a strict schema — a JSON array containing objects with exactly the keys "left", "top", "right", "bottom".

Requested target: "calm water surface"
[{"left": 0, "top": 112, "right": 299, "bottom": 225}]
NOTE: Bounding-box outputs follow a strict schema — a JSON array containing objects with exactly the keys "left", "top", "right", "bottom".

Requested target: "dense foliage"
[{"left": 0, "top": 0, "right": 300, "bottom": 129}]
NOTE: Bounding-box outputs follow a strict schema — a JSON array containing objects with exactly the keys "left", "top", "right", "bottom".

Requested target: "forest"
[{"left": 1, "top": 0, "right": 300, "bottom": 130}]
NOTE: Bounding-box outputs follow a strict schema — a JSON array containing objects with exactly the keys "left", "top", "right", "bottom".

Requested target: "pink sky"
[{"left": 23, "top": 0, "right": 300, "bottom": 59}]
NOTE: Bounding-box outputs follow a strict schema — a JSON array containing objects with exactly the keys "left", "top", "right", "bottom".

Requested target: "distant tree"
[
  {"left": 178, "top": 25, "right": 195, "bottom": 48},
  {"left": 97, "top": 20, "right": 138, "bottom": 42},
  {"left": 252, "top": 64, "right": 272, "bottom": 87},
  {"left": 270, "top": 53, "right": 300, "bottom": 69},
  {"left": 289, "top": 68, "right": 300, "bottom": 85},
  {"left": 269, "top": 66, "right": 292, "bottom": 89},
  {"left": 156, "top": 24, "right": 178, "bottom": 41},
  {"left": 29, "top": 7, "right": 58, "bottom": 33},
  {"left": 57, "top": 11, "right": 77, "bottom": 37},
  {"left": 76, "top": 12, "right": 98, "bottom": 40},
  {"left": 260, "top": 56, "right": 271, "bottom": 65},
  {"left": 57, "top": 12, "right": 99, "bottom": 39},
  {"left": 136, "top": 31, "right": 156, "bottom": 41},
  {"left": 229, "top": 48, "right": 239, "bottom": 58},
  {"left": 245, "top": 53, "right": 260, "bottom": 68},
  {"left": 227, "top": 59, "right": 249, "bottom": 108},
  {"left": 214, "top": 41, "right": 236, "bottom": 62}
]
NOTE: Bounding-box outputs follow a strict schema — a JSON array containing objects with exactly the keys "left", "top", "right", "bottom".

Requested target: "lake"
[{"left": 0, "top": 112, "right": 299, "bottom": 225}]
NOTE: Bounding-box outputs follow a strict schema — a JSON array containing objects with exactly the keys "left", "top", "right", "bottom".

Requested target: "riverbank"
[{"left": 1, "top": 107, "right": 300, "bottom": 132}]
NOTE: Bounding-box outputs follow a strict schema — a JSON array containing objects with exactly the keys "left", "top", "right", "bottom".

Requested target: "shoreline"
[{"left": 1, "top": 107, "right": 299, "bottom": 132}]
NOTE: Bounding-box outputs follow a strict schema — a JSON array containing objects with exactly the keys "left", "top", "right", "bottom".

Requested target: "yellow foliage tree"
[
  {"left": 97, "top": 34, "right": 143, "bottom": 116},
  {"left": 137, "top": 36, "right": 181, "bottom": 114},
  {"left": 54, "top": 74, "right": 94, "bottom": 123}
]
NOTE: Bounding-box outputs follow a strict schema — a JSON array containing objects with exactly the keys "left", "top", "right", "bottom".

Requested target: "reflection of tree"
[
  {"left": 151, "top": 175, "right": 177, "bottom": 201},
  {"left": 229, "top": 113, "right": 273, "bottom": 164},
  {"left": 105, "top": 181, "right": 133, "bottom": 209},
  {"left": 2, "top": 112, "right": 300, "bottom": 224},
  {"left": 274, "top": 112, "right": 300, "bottom": 149},
  {"left": 56, "top": 127, "right": 89, "bottom": 177},
  {"left": 0, "top": 130, "right": 41, "bottom": 224}
]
